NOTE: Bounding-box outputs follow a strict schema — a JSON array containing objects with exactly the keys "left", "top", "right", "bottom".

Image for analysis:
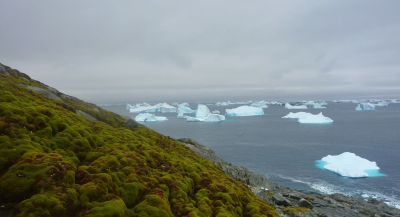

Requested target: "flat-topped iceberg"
[
  {"left": 127, "top": 103, "right": 158, "bottom": 113},
  {"left": 285, "top": 103, "right": 307, "bottom": 109},
  {"left": 355, "top": 103, "right": 375, "bottom": 111},
  {"left": 316, "top": 152, "right": 384, "bottom": 178},
  {"left": 135, "top": 113, "right": 168, "bottom": 122},
  {"left": 226, "top": 105, "right": 264, "bottom": 117},
  {"left": 127, "top": 103, "right": 177, "bottom": 113},
  {"left": 185, "top": 104, "right": 225, "bottom": 122},
  {"left": 282, "top": 112, "right": 333, "bottom": 124}
]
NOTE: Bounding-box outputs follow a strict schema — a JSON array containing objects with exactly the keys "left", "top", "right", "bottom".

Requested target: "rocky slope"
[{"left": 0, "top": 63, "right": 277, "bottom": 216}]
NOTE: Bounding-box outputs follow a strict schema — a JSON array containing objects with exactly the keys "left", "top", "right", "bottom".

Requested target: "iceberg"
[
  {"left": 127, "top": 103, "right": 158, "bottom": 113},
  {"left": 285, "top": 103, "right": 308, "bottom": 109},
  {"left": 178, "top": 102, "right": 195, "bottom": 114},
  {"left": 185, "top": 104, "right": 225, "bottom": 122},
  {"left": 315, "top": 152, "right": 384, "bottom": 178},
  {"left": 226, "top": 105, "right": 264, "bottom": 117},
  {"left": 282, "top": 112, "right": 333, "bottom": 124},
  {"left": 134, "top": 113, "right": 168, "bottom": 122},
  {"left": 355, "top": 103, "right": 375, "bottom": 111},
  {"left": 127, "top": 102, "right": 177, "bottom": 113},
  {"left": 156, "top": 103, "right": 177, "bottom": 113},
  {"left": 250, "top": 100, "right": 269, "bottom": 108}
]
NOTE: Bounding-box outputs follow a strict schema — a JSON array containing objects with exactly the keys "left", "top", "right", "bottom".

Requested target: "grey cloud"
[{"left": 1, "top": 0, "right": 400, "bottom": 103}]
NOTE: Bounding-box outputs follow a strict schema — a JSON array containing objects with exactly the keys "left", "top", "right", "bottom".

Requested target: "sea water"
[{"left": 104, "top": 102, "right": 400, "bottom": 208}]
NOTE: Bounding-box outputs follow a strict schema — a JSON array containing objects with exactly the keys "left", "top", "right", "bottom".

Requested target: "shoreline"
[{"left": 178, "top": 138, "right": 400, "bottom": 217}]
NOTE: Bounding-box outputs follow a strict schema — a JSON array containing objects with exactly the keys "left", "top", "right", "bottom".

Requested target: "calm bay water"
[{"left": 104, "top": 102, "right": 400, "bottom": 208}]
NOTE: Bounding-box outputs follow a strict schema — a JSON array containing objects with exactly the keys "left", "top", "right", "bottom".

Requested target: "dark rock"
[
  {"left": 299, "top": 198, "right": 313, "bottom": 209},
  {"left": 273, "top": 193, "right": 291, "bottom": 206}
]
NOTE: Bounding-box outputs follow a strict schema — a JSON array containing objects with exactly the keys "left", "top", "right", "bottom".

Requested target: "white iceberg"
[
  {"left": 134, "top": 113, "right": 168, "bottom": 122},
  {"left": 285, "top": 103, "right": 308, "bottom": 109},
  {"left": 282, "top": 112, "right": 333, "bottom": 124},
  {"left": 355, "top": 103, "right": 375, "bottom": 111},
  {"left": 250, "top": 100, "right": 269, "bottom": 108},
  {"left": 156, "top": 103, "right": 177, "bottom": 113},
  {"left": 185, "top": 104, "right": 225, "bottom": 122},
  {"left": 177, "top": 103, "right": 195, "bottom": 118},
  {"left": 127, "top": 102, "right": 177, "bottom": 113},
  {"left": 127, "top": 103, "right": 158, "bottom": 113},
  {"left": 225, "top": 105, "right": 264, "bottom": 117},
  {"left": 316, "top": 152, "right": 384, "bottom": 178}
]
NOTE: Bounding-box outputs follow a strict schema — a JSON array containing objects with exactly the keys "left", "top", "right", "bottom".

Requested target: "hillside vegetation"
[{"left": 0, "top": 64, "right": 277, "bottom": 217}]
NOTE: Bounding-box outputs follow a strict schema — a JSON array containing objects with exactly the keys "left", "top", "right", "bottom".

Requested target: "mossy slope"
[{"left": 0, "top": 64, "right": 277, "bottom": 217}]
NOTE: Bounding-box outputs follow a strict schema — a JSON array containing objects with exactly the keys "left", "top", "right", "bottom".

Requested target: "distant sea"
[{"left": 103, "top": 102, "right": 400, "bottom": 208}]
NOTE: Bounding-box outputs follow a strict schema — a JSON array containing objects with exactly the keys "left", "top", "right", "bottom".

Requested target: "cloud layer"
[{"left": 1, "top": 0, "right": 400, "bottom": 102}]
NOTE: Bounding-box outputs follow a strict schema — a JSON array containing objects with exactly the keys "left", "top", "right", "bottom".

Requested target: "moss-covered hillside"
[{"left": 0, "top": 64, "right": 277, "bottom": 217}]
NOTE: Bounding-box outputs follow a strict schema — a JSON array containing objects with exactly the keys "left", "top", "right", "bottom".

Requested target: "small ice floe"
[
  {"left": 282, "top": 112, "right": 333, "bottom": 124},
  {"left": 250, "top": 100, "right": 269, "bottom": 108},
  {"left": 315, "top": 152, "right": 385, "bottom": 178},
  {"left": 304, "top": 101, "right": 327, "bottom": 109},
  {"left": 355, "top": 103, "right": 376, "bottom": 111},
  {"left": 285, "top": 103, "right": 307, "bottom": 109},
  {"left": 134, "top": 113, "right": 168, "bottom": 122},
  {"left": 225, "top": 105, "right": 264, "bottom": 117}
]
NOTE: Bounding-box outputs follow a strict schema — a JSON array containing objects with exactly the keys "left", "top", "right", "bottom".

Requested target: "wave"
[{"left": 274, "top": 174, "right": 400, "bottom": 209}]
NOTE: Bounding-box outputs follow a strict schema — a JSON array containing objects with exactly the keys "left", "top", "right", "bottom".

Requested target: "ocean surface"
[{"left": 103, "top": 102, "right": 400, "bottom": 208}]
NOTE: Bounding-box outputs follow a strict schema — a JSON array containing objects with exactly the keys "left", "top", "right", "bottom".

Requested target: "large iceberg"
[
  {"left": 315, "top": 152, "right": 385, "bottom": 178},
  {"left": 185, "top": 104, "right": 225, "bottom": 122},
  {"left": 226, "top": 105, "right": 264, "bottom": 117},
  {"left": 285, "top": 103, "right": 308, "bottom": 109},
  {"left": 282, "top": 112, "right": 333, "bottom": 124},
  {"left": 355, "top": 103, "right": 375, "bottom": 111},
  {"left": 134, "top": 113, "right": 168, "bottom": 122}
]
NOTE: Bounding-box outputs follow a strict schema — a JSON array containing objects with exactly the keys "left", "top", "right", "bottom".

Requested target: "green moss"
[
  {"left": 84, "top": 199, "right": 128, "bottom": 217},
  {"left": 0, "top": 67, "right": 279, "bottom": 217},
  {"left": 18, "top": 194, "right": 65, "bottom": 217}
]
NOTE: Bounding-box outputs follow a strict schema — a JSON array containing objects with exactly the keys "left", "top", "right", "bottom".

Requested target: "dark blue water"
[{"left": 104, "top": 102, "right": 400, "bottom": 208}]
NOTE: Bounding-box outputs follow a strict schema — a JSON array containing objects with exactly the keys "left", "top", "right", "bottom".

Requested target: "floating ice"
[
  {"left": 185, "top": 104, "right": 225, "bottom": 122},
  {"left": 250, "top": 100, "right": 269, "bottom": 108},
  {"left": 285, "top": 103, "right": 308, "bottom": 109},
  {"left": 177, "top": 103, "right": 195, "bottom": 118},
  {"left": 355, "top": 103, "right": 375, "bottom": 111},
  {"left": 282, "top": 112, "right": 333, "bottom": 124},
  {"left": 226, "top": 105, "right": 264, "bottom": 117},
  {"left": 127, "top": 103, "right": 158, "bottom": 113},
  {"left": 316, "top": 152, "right": 384, "bottom": 178},
  {"left": 134, "top": 113, "right": 168, "bottom": 122},
  {"left": 215, "top": 100, "right": 252, "bottom": 106},
  {"left": 304, "top": 101, "right": 327, "bottom": 109},
  {"left": 127, "top": 103, "right": 176, "bottom": 113}
]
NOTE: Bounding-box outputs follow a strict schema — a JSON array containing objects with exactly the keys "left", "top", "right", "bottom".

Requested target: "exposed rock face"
[{"left": 180, "top": 138, "right": 400, "bottom": 217}]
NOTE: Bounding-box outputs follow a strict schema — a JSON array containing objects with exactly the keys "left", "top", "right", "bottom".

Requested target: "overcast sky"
[{"left": 1, "top": 0, "right": 400, "bottom": 103}]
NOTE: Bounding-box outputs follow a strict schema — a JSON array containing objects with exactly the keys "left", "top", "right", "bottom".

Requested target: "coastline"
[{"left": 178, "top": 138, "right": 400, "bottom": 217}]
